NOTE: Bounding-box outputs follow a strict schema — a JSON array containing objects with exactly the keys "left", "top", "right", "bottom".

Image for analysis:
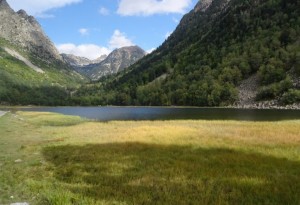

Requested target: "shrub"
[
  {"left": 257, "top": 77, "right": 293, "bottom": 100},
  {"left": 259, "top": 61, "right": 286, "bottom": 85},
  {"left": 295, "top": 52, "right": 300, "bottom": 76},
  {"left": 281, "top": 89, "right": 300, "bottom": 104}
]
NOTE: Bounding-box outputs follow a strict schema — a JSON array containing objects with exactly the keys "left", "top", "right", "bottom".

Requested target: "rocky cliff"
[
  {"left": 194, "top": 0, "right": 213, "bottom": 12},
  {"left": 0, "top": 0, "right": 62, "bottom": 62}
]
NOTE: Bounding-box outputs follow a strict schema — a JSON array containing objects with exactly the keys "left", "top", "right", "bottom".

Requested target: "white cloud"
[
  {"left": 99, "top": 7, "right": 110, "bottom": 16},
  {"left": 146, "top": 48, "right": 156, "bottom": 54},
  {"left": 109, "top": 30, "right": 134, "bottom": 50},
  {"left": 57, "top": 29, "right": 135, "bottom": 59},
  {"left": 117, "top": 0, "right": 192, "bottom": 16},
  {"left": 165, "top": 31, "right": 172, "bottom": 39},
  {"left": 79, "top": 28, "right": 89, "bottom": 36},
  {"left": 7, "top": 0, "right": 82, "bottom": 16},
  {"left": 56, "top": 44, "right": 110, "bottom": 60}
]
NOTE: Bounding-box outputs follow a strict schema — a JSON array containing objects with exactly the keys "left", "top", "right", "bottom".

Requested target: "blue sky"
[{"left": 7, "top": 0, "right": 198, "bottom": 59}]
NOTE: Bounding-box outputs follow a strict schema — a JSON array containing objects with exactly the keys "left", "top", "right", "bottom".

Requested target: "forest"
[{"left": 71, "top": 0, "right": 300, "bottom": 106}]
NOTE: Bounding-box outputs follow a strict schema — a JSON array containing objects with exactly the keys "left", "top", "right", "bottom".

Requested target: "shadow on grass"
[{"left": 43, "top": 143, "right": 300, "bottom": 204}]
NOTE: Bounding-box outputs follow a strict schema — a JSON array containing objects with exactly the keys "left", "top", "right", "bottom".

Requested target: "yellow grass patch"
[{"left": 0, "top": 111, "right": 300, "bottom": 204}]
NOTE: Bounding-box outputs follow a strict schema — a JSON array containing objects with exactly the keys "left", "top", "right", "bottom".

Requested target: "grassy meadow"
[{"left": 0, "top": 111, "right": 300, "bottom": 204}]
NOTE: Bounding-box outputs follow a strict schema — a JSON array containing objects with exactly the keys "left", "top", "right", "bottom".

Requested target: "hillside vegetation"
[
  {"left": 74, "top": 0, "right": 300, "bottom": 106},
  {"left": 0, "top": 38, "right": 86, "bottom": 105},
  {"left": 0, "top": 0, "right": 87, "bottom": 106}
]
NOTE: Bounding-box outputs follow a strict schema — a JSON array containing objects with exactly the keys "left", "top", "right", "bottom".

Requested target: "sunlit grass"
[{"left": 0, "top": 111, "right": 300, "bottom": 204}]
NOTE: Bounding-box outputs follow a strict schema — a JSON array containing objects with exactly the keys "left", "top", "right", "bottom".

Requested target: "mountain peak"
[
  {"left": 114, "top": 46, "right": 146, "bottom": 54},
  {"left": 93, "top": 55, "right": 107, "bottom": 64},
  {"left": 17, "top": 9, "right": 29, "bottom": 18},
  {"left": 0, "top": 0, "right": 9, "bottom": 6},
  {"left": 0, "top": 0, "right": 13, "bottom": 12},
  {"left": 0, "top": 0, "right": 62, "bottom": 62},
  {"left": 61, "top": 53, "right": 94, "bottom": 67},
  {"left": 194, "top": 0, "right": 213, "bottom": 12}
]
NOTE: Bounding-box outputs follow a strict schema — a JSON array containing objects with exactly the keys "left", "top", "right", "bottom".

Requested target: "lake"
[{"left": 9, "top": 107, "right": 300, "bottom": 121}]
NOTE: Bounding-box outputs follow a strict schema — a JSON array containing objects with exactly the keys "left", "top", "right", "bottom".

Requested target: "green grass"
[
  {"left": 0, "top": 39, "right": 84, "bottom": 87},
  {"left": 0, "top": 38, "right": 86, "bottom": 105},
  {"left": 0, "top": 111, "right": 300, "bottom": 204}
]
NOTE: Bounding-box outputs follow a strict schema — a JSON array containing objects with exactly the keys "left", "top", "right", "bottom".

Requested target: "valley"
[
  {"left": 0, "top": 0, "right": 299, "bottom": 107},
  {"left": 0, "top": 0, "right": 300, "bottom": 204}
]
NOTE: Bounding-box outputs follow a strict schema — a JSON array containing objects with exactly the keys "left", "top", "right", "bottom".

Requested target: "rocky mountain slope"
[
  {"left": 0, "top": 0, "right": 85, "bottom": 105},
  {"left": 0, "top": 38, "right": 85, "bottom": 105},
  {"left": 61, "top": 54, "right": 107, "bottom": 67},
  {"left": 74, "top": 0, "right": 300, "bottom": 106},
  {"left": 0, "top": 0, "right": 62, "bottom": 62},
  {"left": 67, "top": 46, "right": 146, "bottom": 81}
]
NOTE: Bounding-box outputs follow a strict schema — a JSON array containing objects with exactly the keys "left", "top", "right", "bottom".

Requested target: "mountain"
[
  {"left": 61, "top": 54, "right": 107, "bottom": 67},
  {"left": 93, "top": 55, "right": 108, "bottom": 64},
  {"left": 66, "top": 46, "right": 146, "bottom": 81},
  {"left": 74, "top": 0, "right": 300, "bottom": 107},
  {"left": 0, "top": 0, "right": 62, "bottom": 62},
  {"left": 0, "top": 0, "right": 85, "bottom": 105},
  {"left": 87, "top": 46, "right": 146, "bottom": 81}
]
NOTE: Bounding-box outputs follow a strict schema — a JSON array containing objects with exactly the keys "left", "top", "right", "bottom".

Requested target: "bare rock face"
[
  {"left": 0, "top": 0, "right": 10, "bottom": 9},
  {"left": 61, "top": 54, "right": 94, "bottom": 67},
  {"left": 194, "top": 0, "right": 213, "bottom": 12},
  {"left": 92, "top": 55, "right": 107, "bottom": 64},
  {"left": 0, "top": 0, "right": 62, "bottom": 62},
  {"left": 96, "top": 46, "right": 145, "bottom": 74},
  {"left": 61, "top": 53, "right": 107, "bottom": 67},
  {"left": 194, "top": 0, "right": 231, "bottom": 13}
]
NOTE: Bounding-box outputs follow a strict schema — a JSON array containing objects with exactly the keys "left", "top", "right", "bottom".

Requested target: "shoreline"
[
  {"left": 231, "top": 100, "right": 300, "bottom": 110},
  {"left": 94, "top": 105, "right": 300, "bottom": 110},
  {"left": 1, "top": 104, "right": 300, "bottom": 110}
]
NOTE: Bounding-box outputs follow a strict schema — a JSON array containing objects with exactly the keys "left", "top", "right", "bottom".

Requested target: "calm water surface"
[{"left": 11, "top": 107, "right": 300, "bottom": 121}]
